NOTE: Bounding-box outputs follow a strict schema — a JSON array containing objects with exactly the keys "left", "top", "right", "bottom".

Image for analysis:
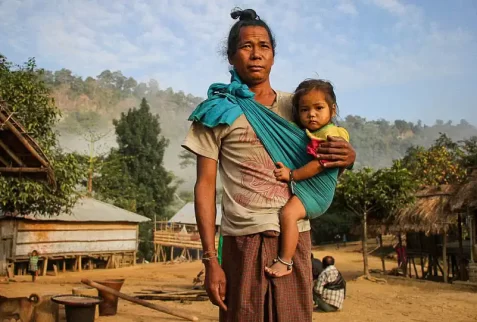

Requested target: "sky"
[{"left": 1, "top": 0, "right": 477, "bottom": 125}]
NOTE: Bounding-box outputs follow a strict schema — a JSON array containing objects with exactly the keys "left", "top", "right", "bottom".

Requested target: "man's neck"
[{"left": 248, "top": 80, "right": 276, "bottom": 105}]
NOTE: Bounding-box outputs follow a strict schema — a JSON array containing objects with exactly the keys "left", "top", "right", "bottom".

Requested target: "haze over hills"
[{"left": 46, "top": 68, "right": 477, "bottom": 190}]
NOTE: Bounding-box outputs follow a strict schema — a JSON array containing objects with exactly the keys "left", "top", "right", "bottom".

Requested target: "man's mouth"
[{"left": 248, "top": 66, "right": 264, "bottom": 71}]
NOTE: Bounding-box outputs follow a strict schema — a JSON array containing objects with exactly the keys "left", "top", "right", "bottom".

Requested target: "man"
[
  {"left": 182, "top": 8, "right": 356, "bottom": 322},
  {"left": 313, "top": 256, "right": 346, "bottom": 313}
]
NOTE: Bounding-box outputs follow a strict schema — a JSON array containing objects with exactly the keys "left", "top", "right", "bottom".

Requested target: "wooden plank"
[
  {"left": 0, "top": 138, "right": 24, "bottom": 166},
  {"left": 443, "top": 231, "right": 448, "bottom": 283},
  {"left": 18, "top": 221, "right": 137, "bottom": 231},
  {"left": 17, "top": 229, "right": 137, "bottom": 243},
  {"left": 15, "top": 240, "right": 137, "bottom": 257},
  {"left": 42, "top": 257, "right": 48, "bottom": 276}
]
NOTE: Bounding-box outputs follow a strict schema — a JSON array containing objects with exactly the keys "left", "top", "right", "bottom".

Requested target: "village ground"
[{"left": 2, "top": 243, "right": 477, "bottom": 322}]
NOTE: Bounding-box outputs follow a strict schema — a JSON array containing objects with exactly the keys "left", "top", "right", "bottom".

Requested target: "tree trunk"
[
  {"left": 362, "top": 212, "right": 369, "bottom": 277},
  {"left": 87, "top": 169, "right": 93, "bottom": 196}
]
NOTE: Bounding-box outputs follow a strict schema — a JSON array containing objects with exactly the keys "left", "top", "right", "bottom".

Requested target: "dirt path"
[{"left": 2, "top": 245, "right": 476, "bottom": 321}]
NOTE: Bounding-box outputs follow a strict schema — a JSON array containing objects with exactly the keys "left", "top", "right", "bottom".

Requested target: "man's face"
[{"left": 229, "top": 26, "right": 274, "bottom": 86}]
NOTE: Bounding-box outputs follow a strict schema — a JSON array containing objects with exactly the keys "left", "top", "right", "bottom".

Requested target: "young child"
[
  {"left": 29, "top": 250, "right": 39, "bottom": 282},
  {"left": 265, "top": 79, "right": 350, "bottom": 278}
]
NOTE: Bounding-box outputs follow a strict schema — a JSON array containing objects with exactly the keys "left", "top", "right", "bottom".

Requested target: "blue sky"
[{"left": 1, "top": 0, "right": 476, "bottom": 125}]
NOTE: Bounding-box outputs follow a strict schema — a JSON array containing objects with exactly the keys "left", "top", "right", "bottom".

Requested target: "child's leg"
[{"left": 265, "top": 196, "right": 306, "bottom": 278}]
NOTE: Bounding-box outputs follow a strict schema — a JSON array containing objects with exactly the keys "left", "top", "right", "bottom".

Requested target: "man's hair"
[
  {"left": 322, "top": 256, "right": 335, "bottom": 269},
  {"left": 225, "top": 8, "right": 276, "bottom": 59}
]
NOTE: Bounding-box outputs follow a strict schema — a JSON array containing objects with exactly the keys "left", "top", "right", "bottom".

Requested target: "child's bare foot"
[{"left": 265, "top": 257, "right": 293, "bottom": 278}]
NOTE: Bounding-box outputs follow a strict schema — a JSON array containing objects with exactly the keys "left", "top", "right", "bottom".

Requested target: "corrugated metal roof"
[
  {"left": 0, "top": 197, "right": 150, "bottom": 223},
  {"left": 168, "top": 202, "right": 222, "bottom": 226}
]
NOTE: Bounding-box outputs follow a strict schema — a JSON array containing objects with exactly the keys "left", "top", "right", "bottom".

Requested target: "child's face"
[{"left": 298, "top": 89, "right": 335, "bottom": 131}]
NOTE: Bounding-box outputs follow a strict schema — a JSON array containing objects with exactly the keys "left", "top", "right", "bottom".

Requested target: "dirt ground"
[{"left": 2, "top": 244, "right": 477, "bottom": 322}]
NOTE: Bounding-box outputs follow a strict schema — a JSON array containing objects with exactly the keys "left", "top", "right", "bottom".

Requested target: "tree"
[
  {"left": 178, "top": 150, "right": 196, "bottom": 169},
  {"left": 401, "top": 134, "right": 466, "bottom": 186},
  {"left": 108, "top": 98, "right": 177, "bottom": 258},
  {"left": 0, "top": 55, "right": 81, "bottom": 215},
  {"left": 460, "top": 136, "right": 477, "bottom": 170},
  {"left": 335, "top": 166, "right": 417, "bottom": 280}
]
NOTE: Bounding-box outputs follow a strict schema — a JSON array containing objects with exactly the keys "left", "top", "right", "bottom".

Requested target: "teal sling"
[{"left": 188, "top": 69, "right": 338, "bottom": 219}]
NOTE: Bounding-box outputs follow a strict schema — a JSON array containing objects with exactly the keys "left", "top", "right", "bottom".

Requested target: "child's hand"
[{"left": 274, "top": 162, "right": 291, "bottom": 182}]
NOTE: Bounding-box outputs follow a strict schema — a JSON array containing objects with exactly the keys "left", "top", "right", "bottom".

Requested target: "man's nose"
[{"left": 250, "top": 47, "right": 262, "bottom": 59}]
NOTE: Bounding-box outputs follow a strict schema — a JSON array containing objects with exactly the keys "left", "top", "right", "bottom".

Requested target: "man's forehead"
[{"left": 239, "top": 26, "right": 270, "bottom": 43}]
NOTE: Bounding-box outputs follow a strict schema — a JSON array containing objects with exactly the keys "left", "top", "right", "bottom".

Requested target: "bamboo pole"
[
  {"left": 81, "top": 279, "right": 199, "bottom": 321},
  {"left": 443, "top": 228, "right": 448, "bottom": 283}
]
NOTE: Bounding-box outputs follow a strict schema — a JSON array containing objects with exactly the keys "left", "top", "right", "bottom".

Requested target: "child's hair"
[
  {"left": 31, "top": 250, "right": 38, "bottom": 256},
  {"left": 291, "top": 79, "right": 339, "bottom": 127}
]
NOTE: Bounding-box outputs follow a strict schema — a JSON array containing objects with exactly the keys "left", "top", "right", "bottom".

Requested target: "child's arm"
[{"left": 274, "top": 160, "right": 323, "bottom": 183}]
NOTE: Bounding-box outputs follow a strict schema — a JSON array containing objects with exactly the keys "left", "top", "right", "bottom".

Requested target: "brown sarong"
[{"left": 220, "top": 231, "right": 313, "bottom": 322}]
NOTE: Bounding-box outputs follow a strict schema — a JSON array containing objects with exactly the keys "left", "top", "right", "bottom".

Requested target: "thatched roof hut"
[
  {"left": 395, "top": 185, "right": 459, "bottom": 235},
  {"left": 0, "top": 100, "right": 55, "bottom": 185},
  {"left": 450, "top": 169, "right": 477, "bottom": 213}
]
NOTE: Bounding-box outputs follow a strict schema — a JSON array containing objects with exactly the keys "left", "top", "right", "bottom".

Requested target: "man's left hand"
[
  {"left": 274, "top": 162, "right": 290, "bottom": 182},
  {"left": 315, "top": 136, "right": 356, "bottom": 169}
]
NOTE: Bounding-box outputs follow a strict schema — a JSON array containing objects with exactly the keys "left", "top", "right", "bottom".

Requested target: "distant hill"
[{"left": 44, "top": 68, "right": 477, "bottom": 189}]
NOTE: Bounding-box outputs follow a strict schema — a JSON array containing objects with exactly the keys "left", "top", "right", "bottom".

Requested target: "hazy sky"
[{"left": 1, "top": 0, "right": 476, "bottom": 125}]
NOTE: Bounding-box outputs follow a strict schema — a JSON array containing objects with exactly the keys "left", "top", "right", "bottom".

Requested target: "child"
[
  {"left": 29, "top": 250, "right": 39, "bottom": 282},
  {"left": 265, "top": 79, "right": 350, "bottom": 278}
]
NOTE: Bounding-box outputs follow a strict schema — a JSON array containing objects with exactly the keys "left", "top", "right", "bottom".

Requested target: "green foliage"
[
  {"left": 111, "top": 98, "right": 176, "bottom": 218},
  {"left": 178, "top": 150, "right": 196, "bottom": 169},
  {"left": 460, "top": 136, "right": 477, "bottom": 169},
  {"left": 401, "top": 133, "right": 467, "bottom": 186},
  {"left": 335, "top": 166, "right": 417, "bottom": 276},
  {"left": 0, "top": 55, "right": 58, "bottom": 149},
  {"left": 91, "top": 98, "right": 176, "bottom": 259},
  {"left": 0, "top": 55, "right": 81, "bottom": 215}
]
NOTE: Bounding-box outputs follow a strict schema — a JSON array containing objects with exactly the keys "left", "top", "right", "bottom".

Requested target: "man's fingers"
[
  {"left": 319, "top": 140, "right": 348, "bottom": 149},
  {"left": 218, "top": 282, "right": 228, "bottom": 311},
  {"left": 316, "top": 147, "right": 348, "bottom": 156},
  {"left": 316, "top": 153, "right": 347, "bottom": 161},
  {"left": 327, "top": 135, "right": 346, "bottom": 142},
  {"left": 275, "top": 162, "right": 284, "bottom": 168}
]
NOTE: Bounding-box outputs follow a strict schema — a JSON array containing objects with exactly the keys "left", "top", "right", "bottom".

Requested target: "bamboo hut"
[
  {"left": 395, "top": 185, "right": 463, "bottom": 282},
  {"left": 152, "top": 203, "right": 222, "bottom": 262},
  {"left": 0, "top": 100, "right": 55, "bottom": 185},
  {"left": 450, "top": 169, "right": 477, "bottom": 282}
]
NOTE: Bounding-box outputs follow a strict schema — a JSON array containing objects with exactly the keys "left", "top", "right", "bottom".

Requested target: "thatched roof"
[
  {"left": 395, "top": 184, "right": 458, "bottom": 234},
  {"left": 0, "top": 100, "right": 55, "bottom": 185},
  {"left": 450, "top": 169, "right": 477, "bottom": 212}
]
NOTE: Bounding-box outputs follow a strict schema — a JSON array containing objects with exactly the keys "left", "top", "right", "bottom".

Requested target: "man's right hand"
[{"left": 204, "top": 260, "right": 227, "bottom": 311}]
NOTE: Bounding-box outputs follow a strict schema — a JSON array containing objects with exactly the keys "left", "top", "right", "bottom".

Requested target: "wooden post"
[
  {"left": 88, "top": 258, "right": 93, "bottom": 270},
  {"left": 53, "top": 264, "right": 58, "bottom": 276},
  {"left": 457, "top": 213, "right": 465, "bottom": 280},
  {"left": 196, "top": 249, "right": 200, "bottom": 261},
  {"left": 170, "top": 246, "right": 174, "bottom": 262},
  {"left": 106, "top": 255, "right": 112, "bottom": 269},
  {"left": 62, "top": 259, "right": 66, "bottom": 273},
  {"left": 469, "top": 210, "right": 474, "bottom": 263},
  {"left": 78, "top": 255, "right": 82, "bottom": 272},
  {"left": 133, "top": 251, "right": 137, "bottom": 266},
  {"left": 42, "top": 257, "right": 48, "bottom": 276},
  {"left": 443, "top": 229, "right": 448, "bottom": 283}
]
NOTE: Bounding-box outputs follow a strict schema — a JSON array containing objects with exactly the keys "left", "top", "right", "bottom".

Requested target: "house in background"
[
  {"left": 152, "top": 202, "right": 222, "bottom": 262},
  {"left": 0, "top": 197, "right": 149, "bottom": 276}
]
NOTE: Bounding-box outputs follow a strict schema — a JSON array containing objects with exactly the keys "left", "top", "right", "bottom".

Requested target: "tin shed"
[{"left": 0, "top": 197, "right": 149, "bottom": 276}]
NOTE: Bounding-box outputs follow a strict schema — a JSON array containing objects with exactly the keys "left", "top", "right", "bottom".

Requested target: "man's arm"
[
  {"left": 194, "top": 155, "right": 227, "bottom": 311},
  {"left": 195, "top": 155, "right": 218, "bottom": 254},
  {"left": 314, "top": 270, "right": 328, "bottom": 297}
]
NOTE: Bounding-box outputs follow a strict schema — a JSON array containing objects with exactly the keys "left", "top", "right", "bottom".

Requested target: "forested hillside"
[{"left": 45, "top": 68, "right": 477, "bottom": 188}]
